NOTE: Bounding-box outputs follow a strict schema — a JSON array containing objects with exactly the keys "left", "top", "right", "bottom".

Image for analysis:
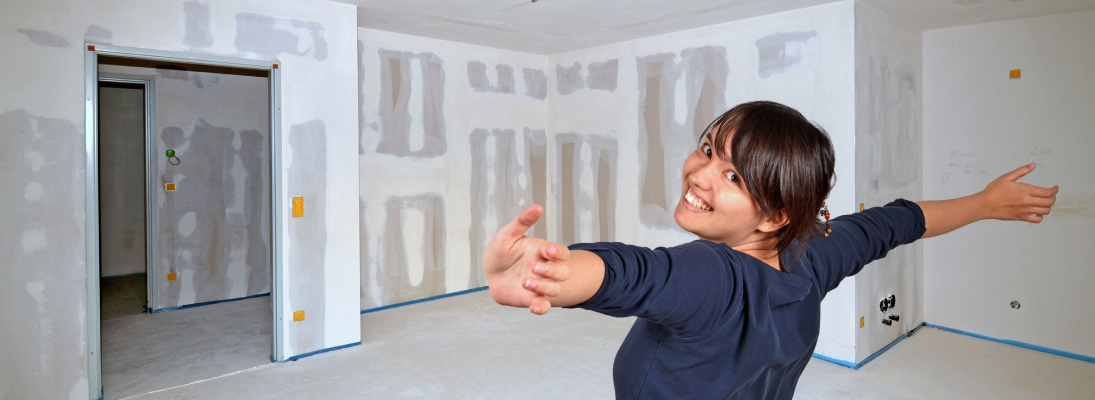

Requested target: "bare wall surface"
[
  {"left": 359, "top": 29, "right": 549, "bottom": 310},
  {"left": 853, "top": 1, "right": 924, "bottom": 364},
  {"left": 98, "top": 83, "right": 147, "bottom": 278},
  {"left": 923, "top": 9, "right": 1095, "bottom": 359},
  {"left": 0, "top": 0, "right": 360, "bottom": 396}
]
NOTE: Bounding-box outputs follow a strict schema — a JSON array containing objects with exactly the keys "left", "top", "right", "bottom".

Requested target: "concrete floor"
[
  {"left": 101, "top": 277, "right": 272, "bottom": 400},
  {"left": 122, "top": 290, "right": 1095, "bottom": 399}
]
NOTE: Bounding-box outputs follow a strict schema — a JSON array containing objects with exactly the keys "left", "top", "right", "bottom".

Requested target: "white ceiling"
[{"left": 340, "top": 0, "right": 1095, "bottom": 54}]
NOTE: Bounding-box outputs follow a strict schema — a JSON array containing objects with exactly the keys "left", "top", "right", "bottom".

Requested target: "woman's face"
[{"left": 673, "top": 133, "right": 778, "bottom": 247}]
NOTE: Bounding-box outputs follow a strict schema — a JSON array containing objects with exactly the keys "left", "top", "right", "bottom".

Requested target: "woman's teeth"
[{"left": 684, "top": 190, "right": 712, "bottom": 211}]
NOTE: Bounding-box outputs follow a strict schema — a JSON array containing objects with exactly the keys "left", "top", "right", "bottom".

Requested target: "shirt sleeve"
[
  {"left": 810, "top": 199, "right": 926, "bottom": 294},
  {"left": 565, "top": 241, "right": 743, "bottom": 339}
]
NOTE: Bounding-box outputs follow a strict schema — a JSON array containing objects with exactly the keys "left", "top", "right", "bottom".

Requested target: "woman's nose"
[{"left": 689, "top": 161, "right": 716, "bottom": 190}]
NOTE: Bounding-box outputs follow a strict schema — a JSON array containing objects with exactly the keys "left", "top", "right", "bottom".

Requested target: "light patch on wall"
[
  {"left": 756, "top": 31, "right": 818, "bottom": 79},
  {"left": 83, "top": 24, "right": 113, "bottom": 45},
  {"left": 24, "top": 182, "right": 44, "bottom": 201},
  {"left": 178, "top": 211, "right": 197, "bottom": 237},
  {"left": 469, "top": 128, "right": 547, "bottom": 287},
  {"left": 586, "top": 59, "right": 619, "bottom": 92},
  {"left": 377, "top": 194, "right": 446, "bottom": 304},
  {"left": 25, "top": 150, "right": 45, "bottom": 172},
  {"left": 637, "top": 47, "right": 728, "bottom": 229},
  {"left": 523, "top": 68, "right": 547, "bottom": 100},
  {"left": 22, "top": 230, "right": 47, "bottom": 254},
  {"left": 377, "top": 49, "right": 447, "bottom": 157},
  {"left": 235, "top": 13, "right": 328, "bottom": 61},
  {"left": 16, "top": 29, "right": 71, "bottom": 48},
  {"left": 554, "top": 133, "right": 617, "bottom": 245},
  {"left": 183, "top": 1, "right": 213, "bottom": 49},
  {"left": 556, "top": 62, "right": 585, "bottom": 95},
  {"left": 408, "top": 58, "right": 425, "bottom": 152}
]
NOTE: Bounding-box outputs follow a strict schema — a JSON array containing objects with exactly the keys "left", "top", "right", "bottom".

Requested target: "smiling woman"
[{"left": 481, "top": 100, "right": 1059, "bottom": 399}]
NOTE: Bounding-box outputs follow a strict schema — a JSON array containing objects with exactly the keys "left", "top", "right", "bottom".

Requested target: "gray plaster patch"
[
  {"left": 16, "top": 29, "right": 70, "bottom": 48},
  {"left": 84, "top": 24, "right": 113, "bottom": 44},
  {"left": 183, "top": 1, "right": 213, "bottom": 49},
  {"left": 555, "top": 62, "right": 585, "bottom": 95},
  {"left": 586, "top": 59, "right": 619, "bottom": 92},
  {"left": 636, "top": 47, "right": 727, "bottom": 229},
  {"left": 756, "top": 30, "right": 817, "bottom": 79},
  {"left": 523, "top": 68, "right": 547, "bottom": 100},
  {"left": 238, "top": 129, "right": 269, "bottom": 292},
  {"left": 468, "top": 128, "right": 547, "bottom": 287},
  {"left": 377, "top": 49, "right": 447, "bottom": 157},
  {"left": 378, "top": 194, "right": 446, "bottom": 304},
  {"left": 867, "top": 55, "right": 919, "bottom": 188},
  {"left": 467, "top": 62, "right": 516, "bottom": 93},
  {"left": 0, "top": 110, "right": 84, "bottom": 399},
  {"left": 158, "top": 68, "right": 223, "bottom": 89},
  {"left": 287, "top": 120, "right": 327, "bottom": 354},
  {"left": 234, "top": 13, "right": 328, "bottom": 61},
  {"left": 554, "top": 133, "right": 617, "bottom": 245},
  {"left": 359, "top": 200, "right": 372, "bottom": 309},
  {"left": 98, "top": 84, "right": 146, "bottom": 277}
]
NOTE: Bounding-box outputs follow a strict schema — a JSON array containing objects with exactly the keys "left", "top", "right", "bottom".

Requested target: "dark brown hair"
[{"left": 699, "top": 101, "right": 835, "bottom": 270}]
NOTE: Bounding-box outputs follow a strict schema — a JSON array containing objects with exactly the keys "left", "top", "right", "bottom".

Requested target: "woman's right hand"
[{"left": 482, "top": 205, "right": 572, "bottom": 315}]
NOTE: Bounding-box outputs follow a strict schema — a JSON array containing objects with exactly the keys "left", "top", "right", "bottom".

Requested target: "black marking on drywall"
[
  {"left": 16, "top": 29, "right": 70, "bottom": 48},
  {"left": 234, "top": 13, "right": 328, "bottom": 61},
  {"left": 83, "top": 24, "right": 113, "bottom": 45},
  {"left": 379, "top": 194, "right": 447, "bottom": 305},
  {"left": 287, "top": 119, "right": 327, "bottom": 353},
  {"left": 636, "top": 47, "right": 728, "bottom": 229},
  {"left": 586, "top": 59, "right": 619, "bottom": 92},
  {"left": 183, "top": 1, "right": 213, "bottom": 49},
  {"left": 556, "top": 62, "right": 584, "bottom": 95},
  {"left": 756, "top": 31, "right": 817, "bottom": 79},
  {"left": 523, "top": 68, "right": 546, "bottom": 100},
  {"left": 377, "top": 49, "right": 446, "bottom": 157},
  {"left": 468, "top": 128, "right": 547, "bottom": 287}
]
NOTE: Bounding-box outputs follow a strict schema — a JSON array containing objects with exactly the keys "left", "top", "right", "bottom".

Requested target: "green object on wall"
[{"left": 165, "top": 149, "right": 176, "bottom": 157}]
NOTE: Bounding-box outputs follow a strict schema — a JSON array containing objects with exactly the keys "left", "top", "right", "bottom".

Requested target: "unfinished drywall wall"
[
  {"left": 554, "top": 133, "right": 618, "bottom": 245},
  {"left": 98, "top": 83, "right": 147, "bottom": 278},
  {"left": 359, "top": 29, "right": 548, "bottom": 310},
  {"left": 853, "top": 1, "right": 924, "bottom": 364},
  {"left": 545, "top": 0, "right": 858, "bottom": 361},
  {"left": 1, "top": 0, "right": 359, "bottom": 397},
  {"left": 923, "top": 9, "right": 1095, "bottom": 360}
]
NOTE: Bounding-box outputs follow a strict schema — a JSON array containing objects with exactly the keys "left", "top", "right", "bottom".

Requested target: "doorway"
[{"left": 85, "top": 45, "right": 285, "bottom": 399}]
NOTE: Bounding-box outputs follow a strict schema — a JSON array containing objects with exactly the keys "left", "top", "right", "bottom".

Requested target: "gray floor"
[
  {"left": 123, "top": 290, "right": 1095, "bottom": 399},
  {"left": 101, "top": 278, "right": 272, "bottom": 400}
]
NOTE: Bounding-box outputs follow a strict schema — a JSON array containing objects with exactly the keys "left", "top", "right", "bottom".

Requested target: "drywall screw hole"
[{"left": 1010, "top": 301, "right": 1021, "bottom": 309}]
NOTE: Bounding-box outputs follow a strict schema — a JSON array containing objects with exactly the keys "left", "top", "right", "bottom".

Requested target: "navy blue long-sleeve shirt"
[{"left": 568, "top": 199, "right": 926, "bottom": 399}]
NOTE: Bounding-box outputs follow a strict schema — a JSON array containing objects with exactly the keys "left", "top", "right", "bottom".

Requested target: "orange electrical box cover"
[{"left": 1010, "top": 69, "right": 1021, "bottom": 79}]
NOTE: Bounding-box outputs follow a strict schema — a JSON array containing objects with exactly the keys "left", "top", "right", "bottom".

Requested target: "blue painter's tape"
[
  {"left": 925, "top": 323, "right": 1095, "bottom": 364},
  {"left": 811, "top": 323, "right": 926, "bottom": 370},
  {"left": 284, "top": 341, "right": 361, "bottom": 363},
  {"left": 811, "top": 352, "right": 856, "bottom": 369},
  {"left": 101, "top": 272, "right": 147, "bottom": 280},
  {"left": 361, "top": 286, "right": 489, "bottom": 314},
  {"left": 148, "top": 292, "right": 270, "bottom": 313}
]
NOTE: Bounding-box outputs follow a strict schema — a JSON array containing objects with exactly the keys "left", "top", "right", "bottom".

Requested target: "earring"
[{"left": 820, "top": 202, "right": 832, "bottom": 238}]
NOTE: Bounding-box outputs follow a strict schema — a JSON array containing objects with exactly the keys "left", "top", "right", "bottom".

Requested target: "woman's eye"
[
  {"left": 702, "top": 144, "right": 712, "bottom": 157},
  {"left": 726, "top": 171, "right": 738, "bottom": 182}
]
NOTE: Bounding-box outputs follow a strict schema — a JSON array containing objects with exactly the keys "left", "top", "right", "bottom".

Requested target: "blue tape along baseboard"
[
  {"left": 812, "top": 323, "right": 925, "bottom": 370},
  {"left": 284, "top": 341, "right": 361, "bottom": 363},
  {"left": 924, "top": 323, "right": 1095, "bottom": 364},
  {"left": 148, "top": 292, "right": 270, "bottom": 313},
  {"left": 361, "top": 286, "right": 488, "bottom": 314}
]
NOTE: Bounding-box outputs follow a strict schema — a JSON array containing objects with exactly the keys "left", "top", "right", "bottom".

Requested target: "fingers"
[
  {"left": 1000, "top": 163, "right": 1036, "bottom": 182},
  {"left": 533, "top": 263, "right": 571, "bottom": 282},
  {"left": 498, "top": 205, "right": 544, "bottom": 240},
  {"left": 523, "top": 277, "right": 562, "bottom": 297},
  {"left": 1021, "top": 214, "right": 1045, "bottom": 224},
  {"left": 528, "top": 296, "right": 552, "bottom": 315},
  {"left": 538, "top": 241, "right": 571, "bottom": 262}
]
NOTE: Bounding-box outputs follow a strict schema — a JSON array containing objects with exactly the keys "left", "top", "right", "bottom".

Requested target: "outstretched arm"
[
  {"left": 482, "top": 205, "right": 605, "bottom": 315},
  {"left": 918, "top": 163, "right": 1058, "bottom": 238}
]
